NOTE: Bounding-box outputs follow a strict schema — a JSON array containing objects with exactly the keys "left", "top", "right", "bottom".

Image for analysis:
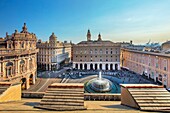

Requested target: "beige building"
[
  {"left": 37, "top": 33, "right": 71, "bottom": 70},
  {"left": 0, "top": 23, "right": 38, "bottom": 89},
  {"left": 121, "top": 42, "right": 170, "bottom": 88},
  {"left": 73, "top": 30, "right": 121, "bottom": 70}
]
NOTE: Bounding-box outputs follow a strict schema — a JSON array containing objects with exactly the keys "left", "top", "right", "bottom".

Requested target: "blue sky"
[{"left": 0, "top": 0, "right": 170, "bottom": 44}]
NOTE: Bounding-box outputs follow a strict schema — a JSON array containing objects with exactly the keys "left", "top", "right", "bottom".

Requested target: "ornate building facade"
[
  {"left": 73, "top": 30, "right": 121, "bottom": 70},
  {"left": 0, "top": 23, "right": 38, "bottom": 89},
  {"left": 121, "top": 42, "right": 170, "bottom": 88},
  {"left": 37, "top": 33, "right": 71, "bottom": 70}
]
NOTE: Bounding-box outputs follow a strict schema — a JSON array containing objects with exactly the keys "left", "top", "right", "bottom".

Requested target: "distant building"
[
  {"left": 121, "top": 41, "right": 170, "bottom": 88},
  {"left": 162, "top": 41, "right": 170, "bottom": 51},
  {"left": 37, "top": 33, "right": 71, "bottom": 70},
  {"left": 0, "top": 23, "right": 38, "bottom": 89},
  {"left": 73, "top": 30, "right": 122, "bottom": 70}
]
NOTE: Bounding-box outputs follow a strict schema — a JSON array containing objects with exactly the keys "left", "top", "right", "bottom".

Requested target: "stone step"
[
  {"left": 41, "top": 98, "right": 84, "bottom": 103},
  {"left": 40, "top": 101, "right": 84, "bottom": 106},
  {"left": 136, "top": 100, "right": 170, "bottom": 103},
  {"left": 138, "top": 103, "right": 170, "bottom": 107},
  {"left": 45, "top": 93, "right": 84, "bottom": 97},
  {"left": 46, "top": 90, "right": 84, "bottom": 94},
  {"left": 136, "top": 98, "right": 170, "bottom": 100},
  {"left": 43, "top": 95, "right": 84, "bottom": 100},
  {"left": 140, "top": 106, "right": 170, "bottom": 111},
  {"left": 131, "top": 92, "right": 170, "bottom": 95},
  {"left": 134, "top": 97, "right": 170, "bottom": 99},
  {"left": 0, "top": 87, "right": 9, "bottom": 89},
  {"left": 129, "top": 88, "right": 166, "bottom": 92},
  {"left": 48, "top": 88, "right": 84, "bottom": 92},
  {"left": 35, "top": 105, "right": 86, "bottom": 111},
  {"left": 133, "top": 95, "right": 170, "bottom": 97}
]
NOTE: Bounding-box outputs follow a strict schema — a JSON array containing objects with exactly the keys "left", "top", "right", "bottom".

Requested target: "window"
[
  {"left": 90, "top": 50, "right": 93, "bottom": 54},
  {"left": 111, "top": 51, "right": 112, "bottom": 54},
  {"left": 21, "top": 42, "right": 24, "bottom": 48},
  {"left": 100, "top": 49, "right": 102, "bottom": 53},
  {"left": 8, "top": 44, "right": 11, "bottom": 48}
]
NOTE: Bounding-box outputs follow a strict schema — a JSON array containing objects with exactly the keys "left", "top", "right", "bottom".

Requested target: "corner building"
[
  {"left": 0, "top": 23, "right": 38, "bottom": 89},
  {"left": 121, "top": 42, "right": 170, "bottom": 88},
  {"left": 73, "top": 30, "right": 121, "bottom": 70},
  {"left": 37, "top": 33, "right": 71, "bottom": 70}
]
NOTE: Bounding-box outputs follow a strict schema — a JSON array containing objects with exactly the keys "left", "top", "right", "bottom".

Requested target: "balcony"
[{"left": 0, "top": 49, "right": 39, "bottom": 57}]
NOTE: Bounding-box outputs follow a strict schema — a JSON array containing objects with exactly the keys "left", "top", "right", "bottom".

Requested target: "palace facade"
[
  {"left": 0, "top": 23, "right": 38, "bottom": 89},
  {"left": 37, "top": 33, "right": 71, "bottom": 70},
  {"left": 73, "top": 30, "right": 121, "bottom": 70},
  {"left": 121, "top": 42, "right": 170, "bottom": 88}
]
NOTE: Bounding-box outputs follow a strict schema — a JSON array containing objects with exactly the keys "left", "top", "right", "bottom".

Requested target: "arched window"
[
  {"left": 6, "top": 62, "right": 13, "bottom": 77},
  {"left": 29, "top": 58, "right": 33, "bottom": 70},
  {"left": 20, "top": 60, "right": 25, "bottom": 73}
]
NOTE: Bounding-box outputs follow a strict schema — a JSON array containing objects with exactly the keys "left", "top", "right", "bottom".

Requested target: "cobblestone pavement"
[{"left": 0, "top": 98, "right": 155, "bottom": 113}]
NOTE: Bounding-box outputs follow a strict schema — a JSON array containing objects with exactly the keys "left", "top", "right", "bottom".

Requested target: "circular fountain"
[{"left": 86, "top": 71, "right": 113, "bottom": 93}]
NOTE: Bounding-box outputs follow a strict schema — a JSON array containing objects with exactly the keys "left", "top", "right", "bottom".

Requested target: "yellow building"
[
  {"left": 0, "top": 23, "right": 38, "bottom": 89},
  {"left": 37, "top": 33, "right": 71, "bottom": 70}
]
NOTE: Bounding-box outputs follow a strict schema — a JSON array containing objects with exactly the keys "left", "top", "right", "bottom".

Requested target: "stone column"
[
  {"left": 78, "top": 63, "right": 80, "bottom": 69},
  {"left": 49, "top": 64, "right": 51, "bottom": 70},
  {"left": 73, "top": 63, "right": 75, "bottom": 68},
  {"left": 103, "top": 64, "right": 105, "bottom": 70},
  {"left": 25, "top": 58, "right": 29, "bottom": 71},
  {"left": 87, "top": 63, "right": 90, "bottom": 70},
  {"left": 82, "top": 63, "right": 84, "bottom": 70},
  {"left": 26, "top": 77, "right": 30, "bottom": 89},
  {"left": 32, "top": 74, "right": 36, "bottom": 85},
  {"left": 113, "top": 63, "right": 115, "bottom": 70},
  {"left": 108, "top": 63, "right": 110, "bottom": 70},
  {"left": 97, "top": 63, "right": 100, "bottom": 70}
]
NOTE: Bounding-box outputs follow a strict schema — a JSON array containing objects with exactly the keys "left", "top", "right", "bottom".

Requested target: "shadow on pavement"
[
  {"left": 101, "top": 104, "right": 135, "bottom": 110},
  {"left": 24, "top": 102, "right": 39, "bottom": 107}
]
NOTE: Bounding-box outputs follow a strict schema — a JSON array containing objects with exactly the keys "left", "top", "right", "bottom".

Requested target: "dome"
[{"left": 49, "top": 32, "right": 57, "bottom": 41}]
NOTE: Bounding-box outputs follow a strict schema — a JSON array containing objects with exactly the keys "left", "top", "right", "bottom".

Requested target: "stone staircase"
[
  {"left": 0, "top": 84, "right": 10, "bottom": 95},
  {"left": 35, "top": 83, "right": 86, "bottom": 111},
  {"left": 121, "top": 84, "right": 170, "bottom": 112},
  {"left": 0, "top": 82, "right": 21, "bottom": 102}
]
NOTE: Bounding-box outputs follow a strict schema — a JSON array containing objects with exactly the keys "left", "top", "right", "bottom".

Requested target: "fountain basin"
[{"left": 88, "top": 77, "right": 113, "bottom": 92}]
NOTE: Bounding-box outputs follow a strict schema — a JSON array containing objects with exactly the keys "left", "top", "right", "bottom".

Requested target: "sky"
[{"left": 0, "top": 0, "right": 170, "bottom": 44}]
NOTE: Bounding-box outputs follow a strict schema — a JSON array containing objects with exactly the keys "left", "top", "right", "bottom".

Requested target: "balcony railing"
[{"left": 0, "top": 49, "right": 39, "bottom": 56}]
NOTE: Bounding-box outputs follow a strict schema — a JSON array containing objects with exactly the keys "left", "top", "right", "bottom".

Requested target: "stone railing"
[{"left": 0, "top": 49, "right": 38, "bottom": 56}]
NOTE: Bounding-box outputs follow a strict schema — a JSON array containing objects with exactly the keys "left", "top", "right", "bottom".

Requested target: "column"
[
  {"left": 113, "top": 63, "right": 115, "bottom": 70},
  {"left": 87, "top": 63, "right": 90, "bottom": 70},
  {"left": 26, "top": 77, "right": 30, "bottom": 89},
  {"left": 32, "top": 74, "right": 36, "bottom": 85},
  {"left": 82, "top": 63, "right": 84, "bottom": 70},
  {"left": 118, "top": 63, "right": 120, "bottom": 70},
  {"left": 103, "top": 64, "right": 105, "bottom": 70},
  {"left": 78, "top": 63, "right": 80, "bottom": 69},
  {"left": 108, "top": 63, "right": 110, "bottom": 70},
  {"left": 97, "top": 63, "right": 100, "bottom": 70},
  {"left": 49, "top": 64, "right": 51, "bottom": 70},
  {"left": 73, "top": 63, "right": 75, "bottom": 68}
]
